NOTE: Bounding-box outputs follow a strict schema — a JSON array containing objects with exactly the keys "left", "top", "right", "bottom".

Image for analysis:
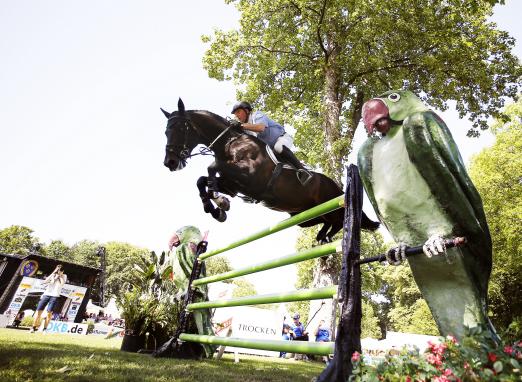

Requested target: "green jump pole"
[
  {"left": 187, "top": 285, "right": 337, "bottom": 310},
  {"left": 179, "top": 333, "right": 335, "bottom": 356},
  {"left": 193, "top": 240, "right": 341, "bottom": 287},
  {"left": 200, "top": 195, "right": 345, "bottom": 260}
]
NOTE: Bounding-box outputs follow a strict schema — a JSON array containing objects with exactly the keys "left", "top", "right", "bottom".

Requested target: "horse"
[{"left": 162, "top": 99, "right": 378, "bottom": 243}]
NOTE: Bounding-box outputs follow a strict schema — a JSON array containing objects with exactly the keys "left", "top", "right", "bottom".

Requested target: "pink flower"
[
  {"left": 351, "top": 351, "right": 361, "bottom": 362},
  {"left": 443, "top": 368, "right": 454, "bottom": 376},
  {"left": 504, "top": 345, "right": 513, "bottom": 355},
  {"left": 488, "top": 352, "right": 497, "bottom": 363},
  {"left": 433, "top": 376, "right": 450, "bottom": 382},
  {"left": 405, "top": 377, "right": 412, "bottom": 382},
  {"left": 426, "top": 353, "right": 443, "bottom": 367}
]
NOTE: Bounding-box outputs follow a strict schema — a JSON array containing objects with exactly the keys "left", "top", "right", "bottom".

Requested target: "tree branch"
[
  {"left": 316, "top": 0, "right": 329, "bottom": 59},
  {"left": 241, "top": 44, "right": 318, "bottom": 61}
]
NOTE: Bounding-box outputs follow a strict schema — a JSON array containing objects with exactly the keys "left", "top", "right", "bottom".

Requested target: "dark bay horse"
[{"left": 162, "top": 99, "right": 378, "bottom": 243}]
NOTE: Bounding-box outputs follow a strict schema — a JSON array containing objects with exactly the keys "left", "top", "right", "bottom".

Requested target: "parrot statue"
[
  {"left": 168, "top": 225, "right": 216, "bottom": 357},
  {"left": 357, "top": 90, "right": 496, "bottom": 340}
]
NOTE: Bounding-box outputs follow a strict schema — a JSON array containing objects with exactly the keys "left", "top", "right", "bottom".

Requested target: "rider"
[{"left": 231, "top": 101, "right": 313, "bottom": 185}]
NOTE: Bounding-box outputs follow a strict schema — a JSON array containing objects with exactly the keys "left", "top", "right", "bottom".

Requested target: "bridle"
[
  {"left": 165, "top": 115, "right": 195, "bottom": 162},
  {"left": 165, "top": 114, "right": 238, "bottom": 160}
]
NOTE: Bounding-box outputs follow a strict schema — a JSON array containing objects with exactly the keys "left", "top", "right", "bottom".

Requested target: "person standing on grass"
[
  {"left": 30, "top": 264, "right": 67, "bottom": 333},
  {"left": 315, "top": 319, "right": 331, "bottom": 365},
  {"left": 289, "top": 313, "right": 309, "bottom": 361}
]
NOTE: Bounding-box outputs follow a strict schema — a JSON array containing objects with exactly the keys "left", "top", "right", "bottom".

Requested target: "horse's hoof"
[
  {"left": 217, "top": 209, "right": 227, "bottom": 222},
  {"left": 203, "top": 201, "right": 212, "bottom": 214},
  {"left": 211, "top": 208, "right": 227, "bottom": 222},
  {"left": 214, "top": 196, "right": 230, "bottom": 211}
]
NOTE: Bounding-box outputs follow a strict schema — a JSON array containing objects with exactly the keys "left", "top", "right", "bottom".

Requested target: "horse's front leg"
[
  {"left": 197, "top": 176, "right": 213, "bottom": 214},
  {"left": 196, "top": 175, "right": 227, "bottom": 222},
  {"left": 207, "top": 163, "right": 230, "bottom": 212},
  {"left": 207, "top": 164, "right": 220, "bottom": 199}
]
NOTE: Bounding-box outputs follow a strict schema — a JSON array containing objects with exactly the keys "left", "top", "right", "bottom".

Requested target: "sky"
[{"left": 1, "top": 1, "right": 520, "bottom": 295}]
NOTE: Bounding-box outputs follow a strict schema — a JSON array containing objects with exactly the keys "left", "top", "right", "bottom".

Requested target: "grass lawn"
[{"left": 0, "top": 328, "right": 325, "bottom": 381}]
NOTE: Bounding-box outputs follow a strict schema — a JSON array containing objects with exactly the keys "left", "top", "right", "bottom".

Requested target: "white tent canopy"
[{"left": 86, "top": 298, "right": 121, "bottom": 318}]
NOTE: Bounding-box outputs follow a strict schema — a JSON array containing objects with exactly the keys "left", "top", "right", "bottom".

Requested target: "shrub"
[
  {"left": 351, "top": 327, "right": 522, "bottom": 381},
  {"left": 20, "top": 316, "right": 34, "bottom": 327}
]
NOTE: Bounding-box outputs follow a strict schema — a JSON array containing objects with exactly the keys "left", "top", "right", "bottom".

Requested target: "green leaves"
[
  {"left": 204, "top": 0, "right": 520, "bottom": 180},
  {"left": 469, "top": 98, "right": 522, "bottom": 337},
  {"left": 0, "top": 225, "right": 38, "bottom": 256}
]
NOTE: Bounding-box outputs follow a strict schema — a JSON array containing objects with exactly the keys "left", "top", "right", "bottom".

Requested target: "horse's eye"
[{"left": 388, "top": 93, "right": 401, "bottom": 102}]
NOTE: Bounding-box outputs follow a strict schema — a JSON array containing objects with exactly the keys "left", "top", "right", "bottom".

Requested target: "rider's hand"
[{"left": 230, "top": 120, "right": 243, "bottom": 131}]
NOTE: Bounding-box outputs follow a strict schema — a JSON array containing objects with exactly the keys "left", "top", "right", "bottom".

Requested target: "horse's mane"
[{"left": 191, "top": 110, "right": 229, "bottom": 125}]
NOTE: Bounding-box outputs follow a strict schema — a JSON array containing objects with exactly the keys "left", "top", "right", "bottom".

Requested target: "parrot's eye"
[{"left": 388, "top": 93, "right": 401, "bottom": 102}]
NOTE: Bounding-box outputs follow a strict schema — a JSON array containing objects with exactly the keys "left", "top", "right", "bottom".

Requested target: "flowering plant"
[{"left": 350, "top": 327, "right": 522, "bottom": 381}]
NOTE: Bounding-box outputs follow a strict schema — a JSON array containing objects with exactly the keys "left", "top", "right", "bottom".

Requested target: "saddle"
[{"left": 265, "top": 145, "right": 312, "bottom": 189}]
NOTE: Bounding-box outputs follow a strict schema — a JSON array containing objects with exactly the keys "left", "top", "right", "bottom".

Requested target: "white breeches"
[{"left": 273, "top": 133, "right": 294, "bottom": 154}]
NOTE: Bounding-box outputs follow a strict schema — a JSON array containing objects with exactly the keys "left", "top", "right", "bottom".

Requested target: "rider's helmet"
[
  {"left": 292, "top": 313, "right": 300, "bottom": 320},
  {"left": 231, "top": 101, "right": 252, "bottom": 114}
]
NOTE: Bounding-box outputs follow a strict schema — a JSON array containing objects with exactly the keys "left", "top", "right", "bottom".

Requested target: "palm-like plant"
[{"left": 117, "top": 251, "right": 182, "bottom": 348}]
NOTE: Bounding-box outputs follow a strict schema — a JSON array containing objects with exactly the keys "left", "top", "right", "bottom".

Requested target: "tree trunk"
[
  {"left": 307, "top": 255, "right": 340, "bottom": 342},
  {"left": 323, "top": 56, "right": 343, "bottom": 182}
]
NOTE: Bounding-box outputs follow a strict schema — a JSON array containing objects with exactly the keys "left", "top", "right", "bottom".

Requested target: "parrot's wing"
[
  {"left": 403, "top": 111, "right": 492, "bottom": 292},
  {"left": 357, "top": 137, "right": 384, "bottom": 223}
]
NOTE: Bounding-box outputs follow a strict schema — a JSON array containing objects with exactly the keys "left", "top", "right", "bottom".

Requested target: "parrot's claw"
[
  {"left": 422, "top": 235, "right": 446, "bottom": 258},
  {"left": 386, "top": 242, "right": 407, "bottom": 266}
]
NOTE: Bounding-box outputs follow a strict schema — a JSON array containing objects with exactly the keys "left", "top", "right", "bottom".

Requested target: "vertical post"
[
  {"left": 96, "top": 246, "right": 106, "bottom": 307},
  {"left": 317, "top": 164, "right": 363, "bottom": 382}
]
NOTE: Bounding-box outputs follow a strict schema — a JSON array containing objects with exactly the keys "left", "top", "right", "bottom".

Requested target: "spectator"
[
  {"left": 315, "top": 319, "right": 331, "bottom": 365},
  {"left": 12, "top": 311, "right": 24, "bottom": 327},
  {"left": 289, "top": 313, "right": 309, "bottom": 361},
  {"left": 280, "top": 323, "right": 291, "bottom": 358}
]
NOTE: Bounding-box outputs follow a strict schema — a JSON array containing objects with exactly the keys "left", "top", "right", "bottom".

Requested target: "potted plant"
[{"left": 117, "top": 251, "right": 181, "bottom": 352}]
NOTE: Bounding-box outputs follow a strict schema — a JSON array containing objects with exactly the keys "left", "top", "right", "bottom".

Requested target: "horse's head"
[{"left": 162, "top": 99, "right": 200, "bottom": 171}]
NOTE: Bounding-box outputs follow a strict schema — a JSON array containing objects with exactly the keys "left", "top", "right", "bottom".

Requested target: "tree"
[
  {"left": 204, "top": 0, "right": 520, "bottom": 180},
  {"left": 231, "top": 278, "right": 257, "bottom": 298},
  {"left": 69, "top": 240, "right": 101, "bottom": 268},
  {"left": 43, "top": 240, "right": 72, "bottom": 261},
  {"left": 0, "top": 225, "right": 39, "bottom": 257},
  {"left": 468, "top": 98, "right": 522, "bottom": 336},
  {"left": 205, "top": 255, "right": 233, "bottom": 279},
  {"left": 104, "top": 242, "right": 150, "bottom": 304}
]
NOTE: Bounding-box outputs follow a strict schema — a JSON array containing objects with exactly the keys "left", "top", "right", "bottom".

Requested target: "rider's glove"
[{"left": 230, "top": 120, "right": 243, "bottom": 131}]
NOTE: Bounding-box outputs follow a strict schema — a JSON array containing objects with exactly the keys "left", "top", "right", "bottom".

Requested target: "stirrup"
[{"left": 296, "top": 169, "right": 313, "bottom": 186}]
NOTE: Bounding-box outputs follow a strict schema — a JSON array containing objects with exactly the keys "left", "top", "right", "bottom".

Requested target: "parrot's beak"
[{"left": 362, "top": 98, "right": 389, "bottom": 135}]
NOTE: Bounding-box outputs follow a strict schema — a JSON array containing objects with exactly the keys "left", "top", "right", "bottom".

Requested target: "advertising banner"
[
  {"left": 38, "top": 320, "right": 88, "bottom": 335},
  {"left": 213, "top": 305, "right": 283, "bottom": 357},
  {"left": 90, "top": 323, "right": 124, "bottom": 337}
]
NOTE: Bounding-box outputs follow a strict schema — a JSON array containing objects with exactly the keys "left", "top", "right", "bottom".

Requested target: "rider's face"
[{"left": 234, "top": 109, "right": 248, "bottom": 123}]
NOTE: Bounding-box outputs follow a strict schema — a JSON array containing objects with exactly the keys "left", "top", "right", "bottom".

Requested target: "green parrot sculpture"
[
  {"left": 357, "top": 90, "right": 495, "bottom": 340},
  {"left": 168, "top": 225, "right": 216, "bottom": 357}
]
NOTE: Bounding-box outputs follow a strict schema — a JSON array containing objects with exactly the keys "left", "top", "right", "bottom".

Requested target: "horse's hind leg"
[
  {"left": 316, "top": 222, "right": 332, "bottom": 244},
  {"left": 325, "top": 220, "right": 343, "bottom": 243}
]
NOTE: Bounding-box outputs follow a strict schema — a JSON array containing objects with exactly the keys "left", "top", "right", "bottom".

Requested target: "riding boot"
[{"left": 279, "top": 146, "right": 313, "bottom": 186}]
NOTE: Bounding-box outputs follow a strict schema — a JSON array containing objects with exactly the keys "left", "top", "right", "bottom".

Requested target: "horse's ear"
[
  {"left": 160, "top": 108, "right": 170, "bottom": 118},
  {"left": 178, "top": 98, "right": 185, "bottom": 114}
]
